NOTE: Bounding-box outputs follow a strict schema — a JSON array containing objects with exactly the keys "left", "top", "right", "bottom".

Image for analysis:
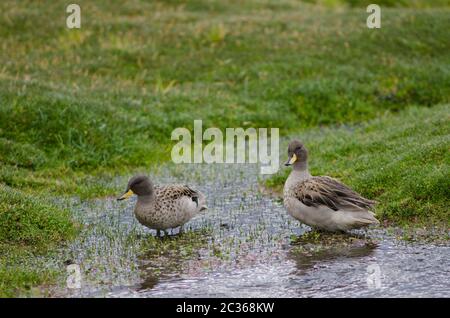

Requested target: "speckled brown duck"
[
  {"left": 117, "top": 175, "right": 207, "bottom": 236},
  {"left": 283, "top": 140, "right": 379, "bottom": 232}
]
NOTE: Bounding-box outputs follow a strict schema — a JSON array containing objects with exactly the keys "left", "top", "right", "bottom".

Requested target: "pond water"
[{"left": 54, "top": 164, "right": 449, "bottom": 297}]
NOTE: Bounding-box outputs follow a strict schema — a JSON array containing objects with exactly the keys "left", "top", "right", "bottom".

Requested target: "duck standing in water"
[
  {"left": 117, "top": 175, "right": 207, "bottom": 236},
  {"left": 283, "top": 140, "right": 379, "bottom": 232}
]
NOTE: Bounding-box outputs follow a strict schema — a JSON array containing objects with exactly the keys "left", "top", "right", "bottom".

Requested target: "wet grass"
[
  {"left": 138, "top": 229, "right": 213, "bottom": 288},
  {"left": 0, "top": 184, "right": 76, "bottom": 297},
  {"left": 0, "top": 185, "right": 76, "bottom": 244},
  {"left": 40, "top": 164, "right": 300, "bottom": 296},
  {"left": 266, "top": 104, "right": 450, "bottom": 226},
  {"left": 0, "top": 247, "right": 60, "bottom": 297}
]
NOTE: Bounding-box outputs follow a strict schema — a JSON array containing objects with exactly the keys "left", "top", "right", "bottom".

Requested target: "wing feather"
[
  {"left": 156, "top": 185, "right": 199, "bottom": 205},
  {"left": 293, "top": 176, "right": 376, "bottom": 211}
]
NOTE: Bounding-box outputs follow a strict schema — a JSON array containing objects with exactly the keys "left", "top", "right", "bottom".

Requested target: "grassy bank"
[
  {"left": 1, "top": 0, "right": 449, "bottom": 197},
  {"left": 0, "top": 0, "right": 449, "bottom": 296},
  {"left": 0, "top": 184, "right": 76, "bottom": 297},
  {"left": 266, "top": 104, "right": 450, "bottom": 226}
]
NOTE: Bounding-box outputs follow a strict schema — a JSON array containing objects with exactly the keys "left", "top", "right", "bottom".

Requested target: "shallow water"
[{"left": 54, "top": 164, "right": 449, "bottom": 298}]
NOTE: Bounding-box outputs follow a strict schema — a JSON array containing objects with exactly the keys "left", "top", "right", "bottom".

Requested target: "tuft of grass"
[
  {"left": 303, "top": 0, "right": 450, "bottom": 8},
  {"left": 0, "top": 184, "right": 76, "bottom": 297},
  {"left": 137, "top": 229, "right": 211, "bottom": 281},
  {"left": 266, "top": 104, "right": 450, "bottom": 226},
  {"left": 0, "top": 254, "right": 57, "bottom": 298}
]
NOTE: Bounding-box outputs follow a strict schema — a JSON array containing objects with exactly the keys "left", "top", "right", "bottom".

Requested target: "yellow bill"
[
  {"left": 117, "top": 189, "right": 134, "bottom": 201},
  {"left": 288, "top": 153, "right": 297, "bottom": 165}
]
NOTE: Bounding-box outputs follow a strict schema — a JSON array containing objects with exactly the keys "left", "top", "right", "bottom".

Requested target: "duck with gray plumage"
[
  {"left": 117, "top": 175, "right": 207, "bottom": 236},
  {"left": 283, "top": 140, "right": 379, "bottom": 232}
]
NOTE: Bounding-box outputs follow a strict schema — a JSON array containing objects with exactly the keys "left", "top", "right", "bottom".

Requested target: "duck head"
[
  {"left": 285, "top": 140, "right": 308, "bottom": 170},
  {"left": 117, "top": 175, "right": 154, "bottom": 200}
]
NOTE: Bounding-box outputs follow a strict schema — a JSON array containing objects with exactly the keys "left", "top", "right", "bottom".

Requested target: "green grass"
[
  {"left": 0, "top": 184, "right": 76, "bottom": 297},
  {"left": 303, "top": 0, "right": 450, "bottom": 8},
  {"left": 0, "top": 185, "right": 75, "bottom": 244},
  {"left": 266, "top": 104, "right": 450, "bottom": 225},
  {"left": 1, "top": 0, "right": 449, "bottom": 197},
  {"left": 0, "top": 0, "right": 449, "bottom": 296},
  {"left": 0, "top": 247, "right": 60, "bottom": 298}
]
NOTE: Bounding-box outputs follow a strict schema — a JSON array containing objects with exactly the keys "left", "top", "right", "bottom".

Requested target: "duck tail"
[{"left": 355, "top": 211, "right": 380, "bottom": 226}]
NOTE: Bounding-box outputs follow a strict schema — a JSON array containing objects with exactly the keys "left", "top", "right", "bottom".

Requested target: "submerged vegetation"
[{"left": 0, "top": 0, "right": 449, "bottom": 296}]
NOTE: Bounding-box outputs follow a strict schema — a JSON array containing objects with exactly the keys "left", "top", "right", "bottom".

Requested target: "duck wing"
[
  {"left": 293, "top": 176, "right": 376, "bottom": 211},
  {"left": 156, "top": 185, "right": 200, "bottom": 206}
]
